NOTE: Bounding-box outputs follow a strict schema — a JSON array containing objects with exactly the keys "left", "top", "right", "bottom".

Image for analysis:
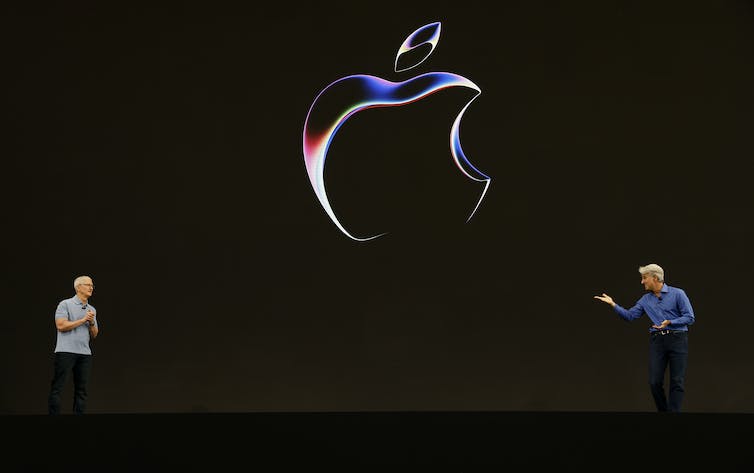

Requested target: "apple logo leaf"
[{"left": 395, "top": 21, "right": 442, "bottom": 72}]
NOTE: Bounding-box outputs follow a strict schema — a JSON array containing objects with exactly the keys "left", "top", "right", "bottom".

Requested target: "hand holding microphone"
[{"left": 86, "top": 309, "right": 96, "bottom": 326}]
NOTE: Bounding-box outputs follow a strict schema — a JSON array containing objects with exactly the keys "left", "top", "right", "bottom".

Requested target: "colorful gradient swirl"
[{"left": 302, "top": 22, "right": 489, "bottom": 241}]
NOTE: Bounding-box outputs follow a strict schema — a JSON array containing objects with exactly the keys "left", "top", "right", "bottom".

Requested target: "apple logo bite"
[{"left": 303, "top": 21, "right": 489, "bottom": 241}]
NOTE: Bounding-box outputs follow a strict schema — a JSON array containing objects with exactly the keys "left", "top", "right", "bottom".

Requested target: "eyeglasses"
[{"left": 80, "top": 283, "right": 95, "bottom": 288}]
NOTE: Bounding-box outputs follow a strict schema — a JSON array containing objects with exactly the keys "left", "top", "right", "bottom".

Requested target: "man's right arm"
[
  {"left": 595, "top": 293, "right": 643, "bottom": 321},
  {"left": 54, "top": 301, "right": 92, "bottom": 332},
  {"left": 613, "top": 302, "right": 644, "bottom": 322},
  {"left": 55, "top": 316, "right": 90, "bottom": 332}
]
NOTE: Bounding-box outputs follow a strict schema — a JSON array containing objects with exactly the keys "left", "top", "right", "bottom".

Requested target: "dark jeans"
[
  {"left": 648, "top": 331, "right": 688, "bottom": 412},
  {"left": 48, "top": 352, "right": 92, "bottom": 415}
]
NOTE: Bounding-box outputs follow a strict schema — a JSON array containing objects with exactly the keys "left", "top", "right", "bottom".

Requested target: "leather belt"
[{"left": 653, "top": 330, "right": 686, "bottom": 335}]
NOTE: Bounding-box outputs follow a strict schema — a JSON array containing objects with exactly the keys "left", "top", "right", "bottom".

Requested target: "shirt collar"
[
  {"left": 660, "top": 284, "right": 669, "bottom": 294},
  {"left": 72, "top": 295, "right": 88, "bottom": 306}
]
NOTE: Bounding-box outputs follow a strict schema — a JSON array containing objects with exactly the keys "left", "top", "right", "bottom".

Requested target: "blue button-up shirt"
[{"left": 613, "top": 284, "right": 695, "bottom": 333}]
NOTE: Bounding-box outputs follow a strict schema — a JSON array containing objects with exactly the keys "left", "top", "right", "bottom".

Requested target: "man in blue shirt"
[
  {"left": 594, "top": 264, "right": 695, "bottom": 412},
  {"left": 47, "top": 275, "right": 99, "bottom": 415}
]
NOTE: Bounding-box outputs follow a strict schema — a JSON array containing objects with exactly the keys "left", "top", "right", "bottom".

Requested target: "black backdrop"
[{"left": 2, "top": 0, "right": 753, "bottom": 414}]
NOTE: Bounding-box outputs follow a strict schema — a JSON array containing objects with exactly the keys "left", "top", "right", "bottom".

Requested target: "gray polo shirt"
[{"left": 54, "top": 295, "right": 97, "bottom": 355}]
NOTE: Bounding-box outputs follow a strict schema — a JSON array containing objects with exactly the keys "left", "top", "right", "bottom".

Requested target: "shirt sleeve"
[
  {"left": 671, "top": 290, "right": 695, "bottom": 327},
  {"left": 613, "top": 302, "right": 644, "bottom": 322},
  {"left": 54, "top": 301, "right": 69, "bottom": 319}
]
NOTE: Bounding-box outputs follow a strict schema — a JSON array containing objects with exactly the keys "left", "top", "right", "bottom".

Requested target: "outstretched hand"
[{"left": 594, "top": 293, "right": 615, "bottom": 307}]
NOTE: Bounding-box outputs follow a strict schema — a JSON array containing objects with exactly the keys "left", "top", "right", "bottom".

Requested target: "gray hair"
[
  {"left": 638, "top": 264, "right": 664, "bottom": 282},
  {"left": 73, "top": 275, "right": 92, "bottom": 289}
]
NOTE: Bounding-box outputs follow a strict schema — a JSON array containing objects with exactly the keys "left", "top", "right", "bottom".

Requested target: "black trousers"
[
  {"left": 648, "top": 331, "right": 688, "bottom": 412},
  {"left": 48, "top": 352, "right": 92, "bottom": 415}
]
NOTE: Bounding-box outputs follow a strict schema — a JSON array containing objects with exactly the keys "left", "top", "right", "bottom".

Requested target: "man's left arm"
[
  {"left": 671, "top": 290, "right": 695, "bottom": 327},
  {"left": 88, "top": 310, "right": 99, "bottom": 339}
]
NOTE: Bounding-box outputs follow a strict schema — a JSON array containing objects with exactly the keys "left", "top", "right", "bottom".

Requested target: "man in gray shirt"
[{"left": 47, "top": 275, "right": 99, "bottom": 415}]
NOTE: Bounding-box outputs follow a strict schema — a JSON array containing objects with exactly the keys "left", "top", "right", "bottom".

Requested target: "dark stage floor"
[{"left": 4, "top": 411, "right": 753, "bottom": 471}]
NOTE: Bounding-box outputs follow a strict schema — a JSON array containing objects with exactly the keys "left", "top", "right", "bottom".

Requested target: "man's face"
[
  {"left": 77, "top": 278, "right": 95, "bottom": 298},
  {"left": 641, "top": 274, "right": 659, "bottom": 291}
]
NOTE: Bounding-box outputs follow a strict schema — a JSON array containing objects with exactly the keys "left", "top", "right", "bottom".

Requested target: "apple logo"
[{"left": 303, "top": 21, "right": 489, "bottom": 241}]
